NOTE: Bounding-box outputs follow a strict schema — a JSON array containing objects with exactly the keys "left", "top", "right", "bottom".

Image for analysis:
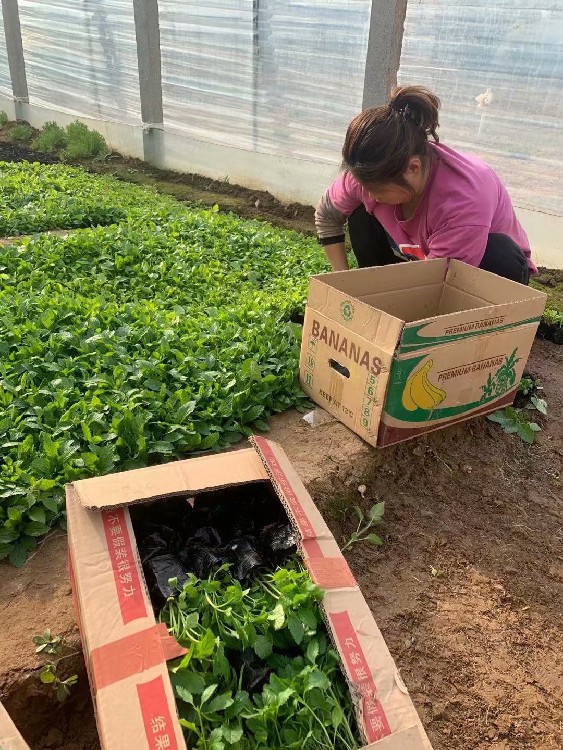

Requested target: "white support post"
[
  {"left": 1, "top": 0, "right": 28, "bottom": 119},
  {"left": 132, "top": 0, "right": 164, "bottom": 162},
  {"left": 362, "top": 0, "right": 408, "bottom": 109}
]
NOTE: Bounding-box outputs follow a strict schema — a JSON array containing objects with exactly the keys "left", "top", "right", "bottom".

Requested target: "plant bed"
[{"left": 66, "top": 438, "right": 431, "bottom": 750}]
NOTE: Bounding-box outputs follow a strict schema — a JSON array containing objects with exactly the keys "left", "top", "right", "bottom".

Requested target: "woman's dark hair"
[{"left": 342, "top": 85, "right": 441, "bottom": 187}]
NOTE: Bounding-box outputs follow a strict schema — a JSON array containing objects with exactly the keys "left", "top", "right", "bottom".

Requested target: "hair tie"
[{"left": 392, "top": 103, "right": 424, "bottom": 129}]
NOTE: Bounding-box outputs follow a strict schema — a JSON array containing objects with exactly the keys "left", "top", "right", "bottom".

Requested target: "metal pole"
[
  {"left": 132, "top": 0, "right": 164, "bottom": 161},
  {"left": 1, "top": 0, "right": 28, "bottom": 119},
  {"left": 362, "top": 0, "right": 408, "bottom": 109}
]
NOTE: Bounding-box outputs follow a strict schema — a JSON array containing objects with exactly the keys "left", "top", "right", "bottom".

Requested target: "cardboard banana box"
[
  {"left": 0, "top": 701, "right": 30, "bottom": 750},
  {"left": 300, "top": 259, "right": 546, "bottom": 446},
  {"left": 66, "top": 437, "right": 432, "bottom": 750}
]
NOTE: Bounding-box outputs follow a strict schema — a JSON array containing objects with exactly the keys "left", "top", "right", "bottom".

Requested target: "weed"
[
  {"left": 488, "top": 375, "right": 547, "bottom": 443},
  {"left": 0, "top": 111, "right": 8, "bottom": 128},
  {"left": 341, "top": 502, "right": 385, "bottom": 551},
  {"left": 8, "top": 123, "right": 33, "bottom": 143},
  {"left": 32, "top": 121, "right": 68, "bottom": 153},
  {"left": 33, "top": 630, "right": 63, "bottom": 655},
  {"left": 40, "top": 663, "right": 79, "bottom": 702},
  {"left": 34, "top": 630, "right": 79, "bottom": 702},
  {"left": 488, "top": 407, "right": 541, "bottom": 443},
  {"left": 63, "top": 121, "right": 109, "bottom": 159}
]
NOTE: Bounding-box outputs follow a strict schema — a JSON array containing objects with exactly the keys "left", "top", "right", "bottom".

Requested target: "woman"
[{"left": 315, "top": 86, "right": 536, "bottom": 284}]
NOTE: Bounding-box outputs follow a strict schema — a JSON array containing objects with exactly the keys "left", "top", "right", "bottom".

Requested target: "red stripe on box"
[
  {"left": 137, "top": 676, "right": 180, "bottom": 750},
  {"left": 301, "top": 537, "right": 324, "bottom": 559},
  {"left": 253, "top": 437, "right": 318, "bottom": 541},
  {"left": 306, "top": 557, "right": 357, "bottom": 589},
  {"left": 330, "top": 611, "right": 391, "bottom": 742},
  {"left": 102, "top": 508, "right": 147, "bottom": 625},
  {"left": 90, "top": 624, "right": 186, "bottom": 693}
]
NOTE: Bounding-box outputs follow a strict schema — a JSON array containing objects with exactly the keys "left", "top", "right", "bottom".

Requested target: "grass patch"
[
  {"left": 32, "top": 122, "right": 68, "bottom": 153},
  {"left": 0, "top": 111, "right": 9, "bottom": 128},
  {"left": 8, "top": 123, "right": 34, "bottom": 144},
  {"left": 63, "top": 121, "right": 109, "bottom": 160}
]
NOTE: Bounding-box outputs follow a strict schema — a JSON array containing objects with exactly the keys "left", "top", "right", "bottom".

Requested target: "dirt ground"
[
  {"left": 0, "top": 140, "right": 562, "bottom": 749},
  {"left": 0, "top": 340, "right": 561, "bottom": 750}
]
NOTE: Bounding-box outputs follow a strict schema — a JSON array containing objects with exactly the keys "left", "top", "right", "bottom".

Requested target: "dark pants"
[{"left": 348, "top": 206, "right": 530, "bottom": 285}]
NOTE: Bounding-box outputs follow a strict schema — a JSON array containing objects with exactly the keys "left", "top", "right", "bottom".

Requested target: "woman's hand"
[{"left": 323, "top": 242, "right": 349, "bottom": 272}]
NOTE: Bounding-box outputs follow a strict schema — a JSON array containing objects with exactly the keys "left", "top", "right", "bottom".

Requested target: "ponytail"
[{"left": 342, "top": 85, "right": 441, "bottom": 186}]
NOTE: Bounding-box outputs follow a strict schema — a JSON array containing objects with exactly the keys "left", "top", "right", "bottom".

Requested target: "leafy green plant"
[
  {"left": 8, "top": 123, "right": 34, "bottom": 143},
  {"left": 40, "top": 663, "right": 78, "bottom": 702},
  {"left": 0, "top": 162, "right": 328, "bottom": 565},
  {"left": 34, "top": 630, "right": 79, "bottom": 702},
  {"left": 32, "top": 121, "right": 68, "bottom": 153},
  {"left": 0, "top": 111, "right": 9, "bottom": 128},
  {"left": 487, "top": 407, "right": 541, "bottom": 444},
  {"left": 163, "top": 562, "right": 361, "bottom": 750},
  {"left": 0, "top": 161, "right": 165, "bottom": 236},
  {"left": 543, "top": 309, "right": 563, "bottom": 327},
  {"left": 63, "top": 121, "right": 109, "bottom": 159},
  {"left": 341, "top": 502, "right": 385, "bottom": 551},
  {"left": 33, "top": 630, "right": 63, "bottom": 655}
]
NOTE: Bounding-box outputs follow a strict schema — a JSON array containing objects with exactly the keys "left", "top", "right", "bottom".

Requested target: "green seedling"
[
  {"left": 0, "top": 161, "right": 328, "bottom": 566},
  {"left": 33, "top": 630, "right": 63, "bottom": 655},
  {"left": 488, "top": 407, "right": 541, "bottom": 444},
  {"left": 163, "top": 560, "right": 361, "bottom": 750},
  {"left": 40, "top": 663, "right": 78, "bottom": 703},
  {"left": 341, "top": 502, "right": 385, "bottom": 551}
]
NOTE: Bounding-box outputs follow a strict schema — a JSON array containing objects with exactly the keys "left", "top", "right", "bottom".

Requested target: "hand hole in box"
[{"left": 329, "top": 358, "right": 350, "bottom": 378}]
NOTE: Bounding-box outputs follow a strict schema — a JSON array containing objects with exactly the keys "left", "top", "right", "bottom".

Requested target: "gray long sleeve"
[{"left": 314, "top": 190, "right": 347, "bottom": 245}]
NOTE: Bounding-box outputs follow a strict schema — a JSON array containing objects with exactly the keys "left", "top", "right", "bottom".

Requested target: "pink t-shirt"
[{"left": 328, "top": 142, "right": 536, "bottom": 273}]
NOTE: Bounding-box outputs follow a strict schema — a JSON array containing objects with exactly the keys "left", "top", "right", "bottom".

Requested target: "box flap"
[
  {"left": 307, "top": 277, "right": 404, "bottom": 352},
  {"left": 70, "top": 448, "right": 268, "bottom": 509},
  {"left": 251, "top": 436, "right": 334, "bottom": 543},
  {"left": 0, "top": 702, "right": 30, "bottom": 750},
  {"left": 311, "top": 258, "right": 448, "bottom": 295},
  {"left": 446, "top": 259, "right": 547, "bottom": 305}
]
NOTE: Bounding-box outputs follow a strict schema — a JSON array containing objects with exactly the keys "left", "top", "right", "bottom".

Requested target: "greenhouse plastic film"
[
  {"left": 160, "top": 0, "right": 371, "bottom": 163},
  {"left": 0, "top": 11, "right": 11, "bottom": 98},
  {"left": 19, "top": 0, "right": 141, "bottom": 125},
  {"left": 399, "top": 0, "right": 563, "bottom": 217}
]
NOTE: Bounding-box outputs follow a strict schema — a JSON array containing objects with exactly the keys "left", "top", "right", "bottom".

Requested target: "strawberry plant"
[{"left": 0, "top": 164, "right": 328, "bottom": 565}]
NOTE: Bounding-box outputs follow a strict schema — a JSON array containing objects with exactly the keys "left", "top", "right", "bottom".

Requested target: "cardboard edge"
[
  {"left": 377, "top": 388, "right": 517, "bottom": 446},
  {"left": 0, "top": 701, "right": 31, "bottom": 750},
  {"left": 70, "top": 448, "right": 269, "bottom": 510},
  {"left": 364, "top": 725, "right": 430, "bottom": 750},
  {"left": 66, "top": 486, "right": 188, "bottom": 750}
]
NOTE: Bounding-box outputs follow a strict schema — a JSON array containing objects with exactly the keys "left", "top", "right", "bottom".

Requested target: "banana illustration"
[{"left": 402, "top": 359, "right": 447, "bottom": 412}]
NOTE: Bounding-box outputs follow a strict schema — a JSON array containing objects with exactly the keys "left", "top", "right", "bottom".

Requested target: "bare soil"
[{"left": 1, "top": 341, "right": 562, "bottom": 750}]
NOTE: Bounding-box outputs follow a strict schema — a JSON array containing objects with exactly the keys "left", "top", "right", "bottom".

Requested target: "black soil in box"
[{"left": 129, "top": 481, "right": 298, "bottom": 608}]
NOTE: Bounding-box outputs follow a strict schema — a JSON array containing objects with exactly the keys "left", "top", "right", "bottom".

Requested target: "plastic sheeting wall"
[
  {"left": 18, "top": 0, "right": 141, "bottom": 125},
  {"left": 159, "top": 0, "right": 371, "bottom": 163},
  {"left": 0, "top": 11, "right": 11, "bottom": 98},
  {"left": 399, "top": 0, "right": 563, "bottom": 218}
]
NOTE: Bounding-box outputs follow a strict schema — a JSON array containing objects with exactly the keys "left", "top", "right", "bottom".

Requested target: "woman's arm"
[
  {"left": 323, "top": 241, "right": 349, "bottom": 271},
  {"left": 314, "top": 187, "right": 357, "bottom": 271}
]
